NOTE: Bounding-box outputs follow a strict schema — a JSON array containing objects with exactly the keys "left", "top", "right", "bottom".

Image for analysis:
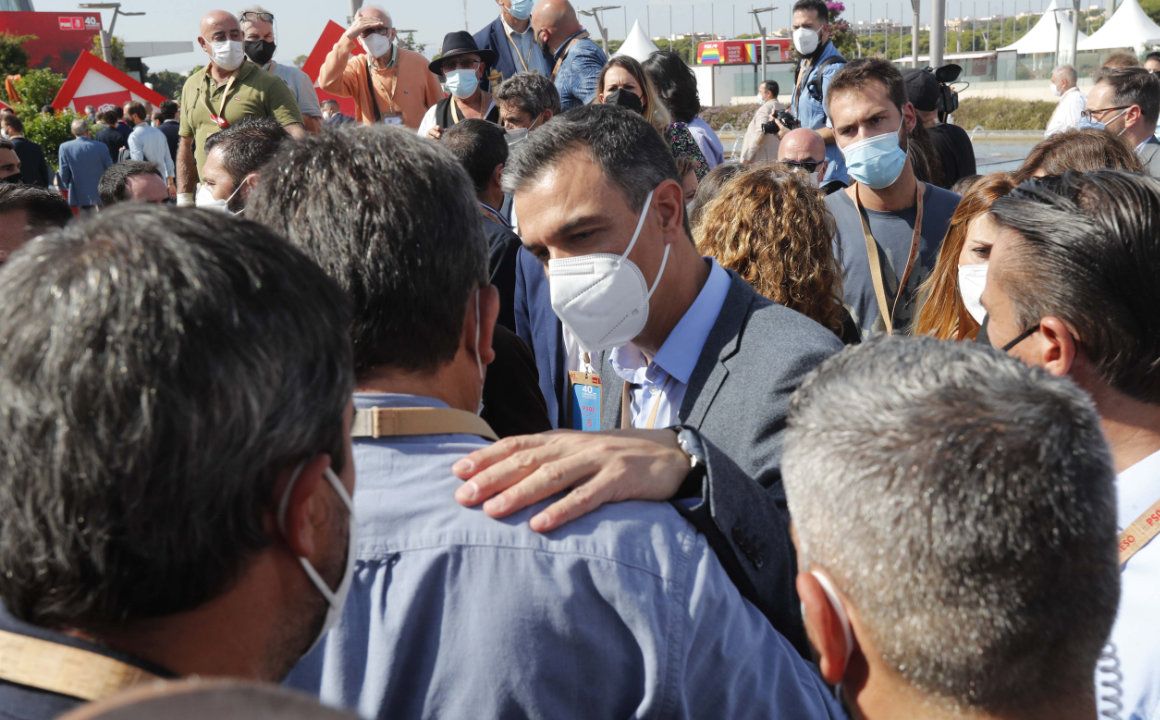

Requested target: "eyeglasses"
[
  {"left": 442, "top": 58, "right": 481, "bottom": 71},
  {"left": 782, "top": 159, "right": 821, "bottom": 173},
  {"left": 240, "top": 10, "right": 274, "bottom": 23},
  {"left": 1000, "top": 324, "right": 1038, "bottom": 353},
  {"left": 1079, "top": 105, "right": 1129, "bottom": 121}
]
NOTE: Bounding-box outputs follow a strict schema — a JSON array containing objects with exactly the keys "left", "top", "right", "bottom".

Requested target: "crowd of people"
[{"left": 0, "top": 0, "right": 1158, "bottom": 719}]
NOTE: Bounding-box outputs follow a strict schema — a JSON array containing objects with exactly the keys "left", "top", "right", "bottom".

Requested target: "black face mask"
[
  {"left": 0, "top": 173, "right": 21, "bottom": 185},
  {"left": 244, "top": 39, "right": 277, "bottom": 66},
  {"left": 603, "top": 88, "right": 643, "bottom": 115}
]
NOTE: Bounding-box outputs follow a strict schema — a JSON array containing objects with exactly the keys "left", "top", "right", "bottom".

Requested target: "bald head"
[
  {"left": 200, "top": 10, "right": 240, "bottom": 39},
  {"left": 356, "top": 5, "right": 392, "bottom": 25},
  {"left": 779, "top": 128, "right": 826, "bottom": 163},
  {"left": 532, "top": 0, "right": 581, "bottom": 52}
]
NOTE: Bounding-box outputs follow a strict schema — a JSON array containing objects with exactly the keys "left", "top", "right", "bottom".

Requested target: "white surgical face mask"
[
  {"left": 210, "top": 39, "right": 245, "bottom": 72},
  {"left": 195, "top": 182, "right": 245, "bottom": 213},
  {"left": 548, "top": 189, "right": 670, "bottom": 353},
  {"left": 957, "top": 263, "right": 989, "bottom": 325},
  {"left": 1050, "top": 81, "right": 1062, "bottom": 98},
  {"left": 793, "top": 27, "right": 819, "bottom": 55},
  {"left": 278, "top": 462, "right": 356, "bottom": 654},
  {"left": 360, "top": 33, "right": 393, "bottom": 59}
]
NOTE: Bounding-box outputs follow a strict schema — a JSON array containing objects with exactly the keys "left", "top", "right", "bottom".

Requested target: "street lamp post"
[
  {"left": 580, "top": 6, "right": 621, "bottom": 55},
  {"left": 749, "top": 6, "right": 777, "bottom": 86},
  {"left": 78, "top": 2, "right": 145, "bottom": 64}
]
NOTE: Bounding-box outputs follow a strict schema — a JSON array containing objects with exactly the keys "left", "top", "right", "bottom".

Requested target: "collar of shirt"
[
  {"left": 1137, "top": 136, "right": 1160, "bottom": 152},
  {"left": 551, "top": 28, "right": 588, "bottom": 64},
  {"left": 204, "top": 58, "right": 256, "bottom": 90},
  {"left": 501, "top": 14, "right": 532, "bottom": 36},
  {"left": 610, "top": 259, "right": 730, "bottom": 388},
  {"left": 355, "top": 391, "right": 448, "bottom": 413},
  {"left": 1116, "top": 448, "right": 1160, "bottom": 530}
]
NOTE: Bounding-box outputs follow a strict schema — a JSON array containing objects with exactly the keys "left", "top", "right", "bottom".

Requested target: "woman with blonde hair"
[
  {"left": 914, "top": 173, "right": 1017, "bottom": 341},
  {"left": 695, "top": 164, "right": 858, "bottom": 343},
  {"left": 595, "top": 56, "right": 709, "bottom": 179}
]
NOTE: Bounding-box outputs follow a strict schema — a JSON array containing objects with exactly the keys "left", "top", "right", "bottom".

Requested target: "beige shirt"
[{"left": 740, "top": 99, "right": 785, "bottom": 164}]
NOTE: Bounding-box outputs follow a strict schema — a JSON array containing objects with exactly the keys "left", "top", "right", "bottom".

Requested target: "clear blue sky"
[{"left": 31, "top": 0, "right": 1062, "bottom": 73}]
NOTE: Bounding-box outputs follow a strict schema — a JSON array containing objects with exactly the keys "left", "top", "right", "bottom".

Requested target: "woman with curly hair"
[
  {"left": 694, "top": 164, "right": 859, "bottom": 343},
  {"left": 594, "top": 55, "right": 709, "bottom": 179},
  {"left": 914, "top": 173, "right": 1016, "bottom": 341}
]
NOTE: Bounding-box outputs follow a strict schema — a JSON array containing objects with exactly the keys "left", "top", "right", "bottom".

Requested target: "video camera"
[
  {"left": 762, "top": 110, "right": 801, "bottom": 134},
  {"left": 934, "top": 64, "right": 967, "bottom": 118}
]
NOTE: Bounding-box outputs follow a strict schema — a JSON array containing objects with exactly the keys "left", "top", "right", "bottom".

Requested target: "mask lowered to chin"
[{"left": 548, "top": 189, "right": 670, "bottom": 353}]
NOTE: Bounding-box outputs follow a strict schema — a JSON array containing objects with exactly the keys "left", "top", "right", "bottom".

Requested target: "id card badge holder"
[
  {"left": 568, "top": 353, "right": 602, "bottom": 432},
  {"left": 381, "top": 113, "right": 403, "bottom": 126}
]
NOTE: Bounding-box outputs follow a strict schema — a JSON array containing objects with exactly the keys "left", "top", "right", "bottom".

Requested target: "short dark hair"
[
  {"left": 0, "top": 183, "right": 71, "bottom": 231},
  {"left": 248, "top": 126, "right": 488, "bottom": 377},
  {"left": 493, "top": 72, "right": 561, "bottom": 118},
  {"left": 203, "top": 117, "right": 288, "bottom": 183},
  {"left": 100, "top": 108, "right": 119, "bottom": 126},
  {"left": 126, "top": 101, "right": 147, "bottom": 120},
  {"left": 39, "top": 104, "right": 54, "bottom": 115},
  {"left": 990, "top": 170, "right": 1160, "bottom": 403},
  {"left": 1094, "top": 66, "right": 1160, "bottom": 124},
  {"left": 827, "top": 57, "right": 907, "bottom": 112},
  {"left": 792, "top": 0, "right": 830, "bottom": 22},
  {"left": 98, "top": 161, "right": 163, "bottom": 206},
  {"left": 2, "top": 115, "right": 23, "bottom": 133},
  {"left": 159, "top": 100, "right": 179, "bottom": 121},
  {"left": 0, "top": 205, "right": 353, "bottom": 630},
  {"left": 760, "top": 80, "right": 780, "bottom": 97},
  {"left": 689, "top": 162, "right": 745, "bottom": 226},
  {"left": 320, "top": 99, "right": 340, "bottom": 111},
  {"left": 441, "top": 118, "right": 508, "bottom": 194},
  {"left": 642, "top": 50, "right": 702, "bottom": 123},
  {"left": 1014, "top": 128, "right": 1143, "bottom": 181},
  {"left": 503, "top": 104, "right": 679, "bottom": 215}
]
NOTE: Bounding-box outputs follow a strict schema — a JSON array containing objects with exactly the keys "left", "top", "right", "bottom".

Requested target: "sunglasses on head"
[{"left": 240, "top": 10, "right": 275, "bottom": 23}]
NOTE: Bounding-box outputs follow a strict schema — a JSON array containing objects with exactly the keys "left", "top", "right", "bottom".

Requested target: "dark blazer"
[
  {"left": 12, "top": 137, "right": 50, "bottom": 188},
  {"left": 481, "top": 325, "right": 552, "bottom": 439},
  {"left": 483, "top": 215, "right": 522, "bottom": 334},
  {"left": 513, "top": 246, "right": 566, "bottom": 428},
  {"left": 475, "top": 17, "right": 521, "bottom": 89},
  {"left": 599, "top": 272, "right": 843, "bottom": 655},
  {"left": 159, "top": 119, "right": 181, "bottom": 165}
]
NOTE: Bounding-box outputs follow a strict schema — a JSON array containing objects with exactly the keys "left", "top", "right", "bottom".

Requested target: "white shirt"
[
  {"left": 1099, "top": 449, "right": 1160, "bottom": 720},
  {"left": 1045, "top": 86, "right": 1086, "bottom": 137},
  {"left": 416, "top": 96, "right": 497, "bottom": 137}
]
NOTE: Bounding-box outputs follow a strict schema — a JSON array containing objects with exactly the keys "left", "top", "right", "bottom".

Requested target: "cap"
[{"left": 903, "top": 69, "right": 940, "bottom": 112}]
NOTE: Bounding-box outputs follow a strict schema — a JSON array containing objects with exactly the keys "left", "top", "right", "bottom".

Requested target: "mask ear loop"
[
  {"left": 811, "top": 570, "right": 854, "bottom": 666},
  {"left": 618, "top": 189, "right": 655, "bottom": 266}
]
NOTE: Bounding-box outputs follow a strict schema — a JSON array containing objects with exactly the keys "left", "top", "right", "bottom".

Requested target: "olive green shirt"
[{"left": 178, "top": 59, "right": 303, "bottom": 177}]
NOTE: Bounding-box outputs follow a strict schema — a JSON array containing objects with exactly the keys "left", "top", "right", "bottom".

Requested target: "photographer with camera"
[
  {"left": 771, "top": 0, "right": 848, "bottom": 187},
  {"left": 904, "top": 68, "right": 976, "bottom": 189},
  {"left": 739, "top": 80, "right": 786, "bottom": 163}
]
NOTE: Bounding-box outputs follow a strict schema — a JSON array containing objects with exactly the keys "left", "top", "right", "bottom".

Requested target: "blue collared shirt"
[
  {"left": 502, "top": 15, "right": 551, "bottom": 75},
  {"left": 610, "top": 259, "right": 731, "bottom": 429},
  {"left": 790, "top": 41, "right": 848, "bottom": 186},
  {"left": 127, "top": 124, "right": 175, "bottom": 179},
  {"left": 286, "top": 391, "right": 845, "bottom": 720},
  {"left": 553, "top": 31, "right": 607, "bottom": 111}
]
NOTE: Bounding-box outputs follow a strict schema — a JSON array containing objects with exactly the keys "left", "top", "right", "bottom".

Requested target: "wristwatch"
[{"left": 672, "top": 425, "right": 708, "bottom": 499}]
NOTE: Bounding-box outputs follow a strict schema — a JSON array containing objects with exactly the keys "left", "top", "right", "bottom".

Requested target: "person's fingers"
[
  {"left": 481, "top": 452, "right": 598, "bottom": 519},
  {"left": 454, "top": 437, "right": 555, "bottom": 506},
  {"left": 528, "top": 473, "right": 610, "bottom": 532},
  {"left": 453, "top": 434, "right": 542, "bottom": 480}
]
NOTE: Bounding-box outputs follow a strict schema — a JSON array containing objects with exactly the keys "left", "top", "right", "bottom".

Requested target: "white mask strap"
[
  {"left": 277, "top": 462, "right": 353, "bottom": 606},
  {"left": 811, "top": 570, "right": 854, "bottom": 666},
  {"left": 619, "top": 189, "right": 655, "bottom": 263},
  {"left": 647, "top": 244, "right": 670, "bottom": 299}
]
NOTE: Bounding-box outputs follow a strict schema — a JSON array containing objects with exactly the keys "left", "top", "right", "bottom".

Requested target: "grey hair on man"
[
  {"left": 783, "top": 336, "right": 1118, "bottom": 718},
  {"left": 70, "top": 118, "right": 89, "bottom": 137},
  {"left": 1052, "top": 65, "right": 1077, "bottom": 87}
]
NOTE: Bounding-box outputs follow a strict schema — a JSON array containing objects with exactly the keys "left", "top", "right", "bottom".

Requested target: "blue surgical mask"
[
  {"left": 445, "top": 68, "right": 479, "bottom": 99},
  {"left": 1077, "top": 109, "right": 1127, "bottom": 135},
  {"left": 842, "top": 120, "right": 908, "bottom": 190},
  {"left": 509, "top": 0, "right": 534, "bottom": 21}
]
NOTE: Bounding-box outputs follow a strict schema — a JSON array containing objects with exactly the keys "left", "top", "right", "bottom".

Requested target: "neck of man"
[
  {"left": 371, "top": 44, "right": 396, "bottom": 70},
  {"left": 455, "top": 89, "right": 487, "bottom": 113},
  {"left": 1087, "top": 383, "right": 1160, "bottom": 474},
  {"left": 503, "top": 10, "right": 530, "bottom": 32},
  {"left": 6, "top": 131, "right": 20, "bottom": 138},
  {"left": 480, "top": 184, "right": 504, "bottom": 212},
  {"left": 1126, "top": 123, "right": 1155, "bottom": 148},
  {"left": 849, "top": 158, "right": 918, "bottom": 213},
  {"left": 634, "top": 243, "right": 710, "bottom": 358},
  {"left": 209, "top": 61, "right": 239, "bottom": 83},
  {"left": 356, "top": 358, "right": 478, "bottom": 413},
  {"left": 918, "top": 110, "right": 939, "bottom": 129},
  {"left": 549, "top": 25, "right": 582, "bottom": 54}
]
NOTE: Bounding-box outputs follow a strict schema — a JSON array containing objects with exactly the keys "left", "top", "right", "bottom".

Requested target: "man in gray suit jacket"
[
  {"left": 452, "top": 104, "right": 842, "bottom": 652},
  {"left": 1084, "top": 67, "right": 1160, "bottom": 176}
]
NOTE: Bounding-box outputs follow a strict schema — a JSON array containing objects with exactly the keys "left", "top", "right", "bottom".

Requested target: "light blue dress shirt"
[
  {"left": 286, "top": 391, "right": 846, "bottom": 720},
  {"left": 610, "top": 259, "right": 731, "bottom": 429},
  {"left": 127, "top": 124, "right": 175, "bottom": 179},
  {"left": 789, "top": 41, "right": 848, "bottom": 186},
  {"left": 502, "top": 16, "right": 551, "bottom": 76}
]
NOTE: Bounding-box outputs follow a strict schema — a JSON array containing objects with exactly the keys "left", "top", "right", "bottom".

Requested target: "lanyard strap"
[
  {"left": 791, "top": 58, "right": 812, "bottom": 112},
  {"left": 619, "top": 381, "right": 663, "bottom": 430},
  {"left": 0, "top": 629, "right": 161, "bottom": 702},
  {"left": 364, "top": 60, "right": 398, "bottom": 123},
  {"left": 1119, "top": 497, "right": 1160, "bottom": 568},
  {"left": 203, "top": 70, "right": 239, "bottom": 125},
  {"left": 551, "top": 31, "right": 589, "bottom": 80},
  {"left": 352, "top": 407, "right": 498, "bottom": 441},
  {"left": 503, "top": 23, "right": 531, "bottom": 73},
  {"left": 853, "top": 181, "right": 925, "bottom": 335}
]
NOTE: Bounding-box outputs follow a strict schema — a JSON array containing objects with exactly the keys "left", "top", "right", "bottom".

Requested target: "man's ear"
[
  {"left": 1034, "top": 316, "right": 1079, "bottom": 379},
  {"left": 463, "top": 284, "right": 500, "bottom": 367},
  {"left": 272, "top": 453, "right": 335, "bottom": 560},
  {"left": 1125, "top": 104, "right": 1144, "bottom": 130},
  {"left": 902, "top": 101, "right": 918, "bottom": 134},
  {"left": 652, "top": 178, "right": 686, "bottom": 238},
  {"left": 490, "top": 163, "right": 505, "bottom": 193},
  {"left": 797, "top": 572, "right": 850, "bottom": 685},
  {"left": 239, "top": 172, "right": 260, "bottom": 199}
]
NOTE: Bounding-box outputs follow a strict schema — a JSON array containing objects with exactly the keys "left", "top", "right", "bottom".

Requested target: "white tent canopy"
[
  {"left": 1078, "top": 0, "right": 1160, "bottom": 51},
  {"left": 997, "top": 0, "right": 1087, "bottom": 54},
  {"left": 614, "top": 20, "right": 659, "bottom": 61}
]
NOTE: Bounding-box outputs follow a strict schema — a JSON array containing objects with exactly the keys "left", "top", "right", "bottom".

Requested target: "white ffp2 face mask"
[
  {"left": 548, "top": 189, "right": 669, "bottom": 353},
  {"left": 793, "top": 27, "right": 819, "bottom": 55},
  {"left": 278, "top": 462, "right": 357, "bottom": 655},
  {"left": 958, "top": 263, "right": 989, "bottom": 325},
  {"left": 360, "top": 33, "right": 393, "bottom": 59},
  {"left": 210, "top": 39, "right": 246, "bottom": 72},
  {"left": 195, "top": 181, "right": 245, "bottom": 214}
]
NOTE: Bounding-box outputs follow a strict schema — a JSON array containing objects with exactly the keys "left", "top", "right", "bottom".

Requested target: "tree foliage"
[
  {"left": 144, "top": 70, "right": 187, "bottom": 99},
  {"left": 0, "top": 33, "right": 32, "bottom": 80},
  {"left": 14, "top": 69, "right": 65, "bottom": 111},
  {"left": 20, "top": 107, "right": 79, "bottom": 170},
  {"left": 90, "top": 34, "right": 128, "bottom": 71}
]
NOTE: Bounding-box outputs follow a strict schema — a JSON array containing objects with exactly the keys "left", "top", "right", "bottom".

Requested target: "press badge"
[
  {"left": 381, "top": 113, "right": 403, "bottom": 126},
  {"left": 568, "top": 370, "right": 602, "bottom": 432}
]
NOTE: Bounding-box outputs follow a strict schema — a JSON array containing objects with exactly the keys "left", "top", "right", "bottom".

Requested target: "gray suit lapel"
[
  {"left": 599, "top": 350, "right": 624, "bottom": 430},
  {"left": 680, "top": 274, "right": 754, "bottom": 428}
]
